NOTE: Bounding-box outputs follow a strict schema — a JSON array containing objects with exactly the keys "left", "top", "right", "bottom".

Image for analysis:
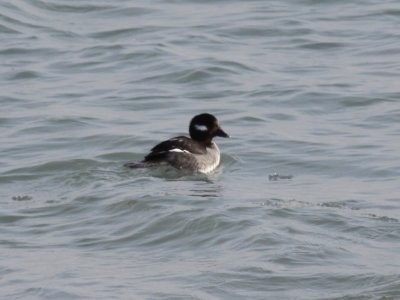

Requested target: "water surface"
[{"left": 1, "top": 0, "right": 400, "bottom": 299}]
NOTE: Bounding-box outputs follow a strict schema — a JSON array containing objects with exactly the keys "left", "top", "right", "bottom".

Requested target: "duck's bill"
[{"left": 215, "top": 127, "right": 229, "bottom": 138}]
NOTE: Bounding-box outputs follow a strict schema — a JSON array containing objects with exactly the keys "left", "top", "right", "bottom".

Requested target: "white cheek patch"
[
  {"left": 194, "top": 124, "right": 208, "bottom": 132},
  {"left": 169, "top": 148, "right": 191, "bottom": 154}
]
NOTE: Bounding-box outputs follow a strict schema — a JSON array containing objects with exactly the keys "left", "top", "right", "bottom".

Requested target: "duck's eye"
[{"left": 194, "top": 124, "right": 208, "bottom": 131}]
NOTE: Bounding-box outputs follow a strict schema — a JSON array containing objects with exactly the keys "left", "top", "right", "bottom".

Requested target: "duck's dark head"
[{"left": 189, "top": 113, "right": 229, "bottom": 144}]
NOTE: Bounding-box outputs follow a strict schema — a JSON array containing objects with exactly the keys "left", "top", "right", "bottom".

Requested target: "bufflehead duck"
[{"left": 125, "top": 113, "right": 229, "bottom": 173}]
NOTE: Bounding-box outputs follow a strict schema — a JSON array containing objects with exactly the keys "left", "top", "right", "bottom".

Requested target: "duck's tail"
[
  {"left": 124, "top": 161, "right": 158, "bottom": 168},
  {"left": 124, "top": 161, "right": 148, "bottom": 168}
]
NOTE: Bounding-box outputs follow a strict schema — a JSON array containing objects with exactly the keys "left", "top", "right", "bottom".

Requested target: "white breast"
[{"left": 197, "top": 142, "right": 221, "bottom": 173}]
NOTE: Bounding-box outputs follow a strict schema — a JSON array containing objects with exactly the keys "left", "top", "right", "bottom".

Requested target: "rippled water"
[{"left": 1, "top": 0, "right": 400, "bottom": 299}]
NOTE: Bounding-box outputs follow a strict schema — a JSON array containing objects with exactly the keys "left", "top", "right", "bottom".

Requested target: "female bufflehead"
[{"left": 125, "top": 113, "right": 229, "bottom": 173}]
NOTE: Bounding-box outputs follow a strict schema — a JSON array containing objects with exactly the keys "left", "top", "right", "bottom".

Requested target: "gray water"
[{"left": 1, "top": 0, "right": 400, "bottom": 299}]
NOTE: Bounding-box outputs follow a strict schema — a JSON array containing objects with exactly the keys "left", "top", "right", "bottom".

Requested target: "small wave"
[{"left": 9, "top": 70, "right": 41, "bottom": 80}]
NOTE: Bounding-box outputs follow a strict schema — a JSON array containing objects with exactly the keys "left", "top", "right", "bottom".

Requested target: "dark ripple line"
[
  {"left": 95, "top": 6, "right": 159, "bottom": 18},
  {"left": 0, "top": 47, "right": 64, "bottom": 57},
  {"left": 0, "top": 23, "right": 20, "bottom": 34},
  {"left": 8, "top": 70, "right": 41, "bottom": 80},
  {"left": 88, "top": 27, "right": 145, "bottom": 39},
  {"left": 28, "top": 0, "right": 113, "bottom": 13},
  {"left": 0, "top": 7, "right": 46, "bottom": 31}
]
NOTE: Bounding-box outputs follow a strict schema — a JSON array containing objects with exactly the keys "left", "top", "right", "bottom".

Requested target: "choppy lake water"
[{"left": 1, "top": 0, "right": 400, "bottom": 299}]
